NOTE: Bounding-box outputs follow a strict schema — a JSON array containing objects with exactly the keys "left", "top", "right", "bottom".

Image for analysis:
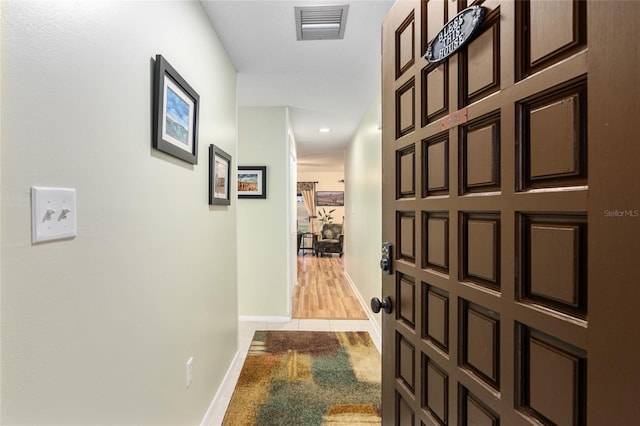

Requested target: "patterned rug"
[{"left": 222, "top": 331, "right": 381, "bottom": 425}]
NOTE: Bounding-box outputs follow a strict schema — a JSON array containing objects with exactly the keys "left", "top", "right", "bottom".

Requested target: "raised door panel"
[
  {"left": 460, "top": 112, "right": 500, "bottom": 194},
  {"left": 423, "top": 132, "right": 449, "bottom": 196},
  {"left": 397, "top": 11, "right": 416, "bottom": 78},
  {"left": 516, "top": 325, "right": 587, "bottom": 425},
  {"left": 459, "top": 386, "right": 500, "bottom": 426},
  {"left": 398, "top": 332, "right": 417, "bottom": 394},
  {"left": 398, "top": 144, "right": 417, "bottom": 198},
  {"left": 398, "top": 211, "right": 416, "bottom": 263},
  {"left": 398, "top": 275, "right": 417, "bottom": 329},
  {"left": 461, "top": 301, "right": 500, "bottom": 390},
  {"left": 423, "top": 357, "right": 449, "bottom": 425},
  {"left": 423, "top": 284, "right": 449, "bottom": 352},
  {"left": 423, "top": 64, "right": 449, "bottom": 124},
  {"left": 517, "top": 79, "right": 587, "bottom": 190},
  {"left": 516, "top": 0, "right": 586, "bottom": 80},
  {"left": 519, "top": 214, "right": 588, "bottom": 317},
  {"left": 397, "top": 79, "right": 417, "bottom": 138},
  {"left": 460, "top": 8, "right": 501, "bottom": 106},
  {"left": 422, "top": 212, "right": 449, "bottom": 272}
]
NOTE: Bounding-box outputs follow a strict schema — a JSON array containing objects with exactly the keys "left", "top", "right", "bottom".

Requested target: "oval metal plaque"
[{"left": 424, "top": 5, "right": 486, "bottom": 64}]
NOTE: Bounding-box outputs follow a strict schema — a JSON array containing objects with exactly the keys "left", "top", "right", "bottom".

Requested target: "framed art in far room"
[
  {"left": 316, "top": 191, "right": 344, "bottom": 206},
  {"left": 152, "top": 54, "right": 199, "bottom": 164},
  {"left": 238, "top": 166, "right": 267, "bottom": 199},
  {"left": 209, "top": 144, "right": 231, "bottom": 205}
]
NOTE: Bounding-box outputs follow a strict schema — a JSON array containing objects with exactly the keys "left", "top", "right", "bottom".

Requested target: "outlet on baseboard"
[{"left": 186, "top": 357, "right": 193, "bottom": 387}]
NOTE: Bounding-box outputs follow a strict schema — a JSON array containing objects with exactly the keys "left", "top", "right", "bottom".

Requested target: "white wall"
[
  {"left": 237, "top": 107, "right": 291, "bottom": 317},
  {"left": 288, "top": 123, "right": 298, "bottom": 299},
  {"left": 344, "top": 96, "right": 383, "bottom": 328},
  {"left": 1, "top": 2, "right": 238, "bottom": 424},
  {"left": 0, "top": 0, "right": 4, "bottom": 414}
]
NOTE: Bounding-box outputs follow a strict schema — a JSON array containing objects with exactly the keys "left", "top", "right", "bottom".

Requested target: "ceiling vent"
[{"left": 295, "top": 5, "right": 349, "bottom": 41}]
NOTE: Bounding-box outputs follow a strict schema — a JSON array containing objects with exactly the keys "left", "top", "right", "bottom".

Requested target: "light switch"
[{"left": 31, "top": 186, "right": 77, "bottom": 243}]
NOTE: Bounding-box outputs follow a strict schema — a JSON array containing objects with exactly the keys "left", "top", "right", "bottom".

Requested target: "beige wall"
[
  {"left": 237, "top": 107, "right": 292, "bottom": 317},
  {"left": 297, "top": 170, "right": 346, "bottom": 230},
  {"left": 344, "top": 96, "right": 383, "bottom": 329},
  {"left": 1, "top": 2, "right": 238, "bottom": 424}
]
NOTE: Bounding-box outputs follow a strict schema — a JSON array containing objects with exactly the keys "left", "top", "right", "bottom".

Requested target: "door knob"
[{"left": 371, "top": 296, "right": 393, "bottom": 314}]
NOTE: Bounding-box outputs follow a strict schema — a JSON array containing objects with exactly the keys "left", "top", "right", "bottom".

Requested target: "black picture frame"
[
  {"left": 209, "top": 144, "right": 232, "bottom": 205},
  {"left": 316, "top": 191, "right": 344, "bottom": 206},
  {"left": 152, "top": 54, "right": 199, "bottom": 164},
  {"left": 238, "top": 166, "right": 267, "bottom": 199}
]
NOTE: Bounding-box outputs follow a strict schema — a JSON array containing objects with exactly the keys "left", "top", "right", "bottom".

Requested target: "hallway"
[
  {"left": 207, "top": 255, "right": 379, "bottom": 423},
  {"left": 3, "top": 1, "right": 639, "bottom": 424},
  {"left": 293, "top": 255, "right": 369, "bottom": 319}
]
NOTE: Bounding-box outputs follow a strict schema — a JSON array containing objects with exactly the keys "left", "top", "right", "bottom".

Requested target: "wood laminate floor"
[{"left": 293, "top": 254, "right": 368, "bottom": 319}]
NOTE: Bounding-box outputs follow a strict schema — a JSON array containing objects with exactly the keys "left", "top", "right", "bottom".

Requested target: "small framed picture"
[
  {"left": 152, "top": 55, "right": 199, "bottom": 164},
  {"left": 209, "top": 144, "right": 231, "bottom": 205},
  {"left": 238, "top": 166, "right": 267, "bottom": 199},
  {"left": 316, "top": 191, "right": 344, "bottom": 206}
]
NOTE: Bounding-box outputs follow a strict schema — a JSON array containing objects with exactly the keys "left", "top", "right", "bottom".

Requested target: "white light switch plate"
[{"left": 31, "top": 186, "right": 77, "bottom": 243}]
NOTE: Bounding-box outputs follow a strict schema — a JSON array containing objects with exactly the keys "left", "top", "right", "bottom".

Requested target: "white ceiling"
[{"left": 200, "top": 0, "right": 394, "bottom": 171}]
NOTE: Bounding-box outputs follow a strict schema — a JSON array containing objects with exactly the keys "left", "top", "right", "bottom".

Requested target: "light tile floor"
[{"left": 208, "top": 318, "right": 381, "bottom": 425}]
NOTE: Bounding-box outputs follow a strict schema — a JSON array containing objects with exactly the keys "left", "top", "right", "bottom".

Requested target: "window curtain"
[{"left": 297, "top": 182, "right": 317, "bottom": 233}]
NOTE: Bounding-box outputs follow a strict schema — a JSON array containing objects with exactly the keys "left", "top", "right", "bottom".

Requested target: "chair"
[{"left": 313, "top": 223, "right": 344, "bottom": 257}]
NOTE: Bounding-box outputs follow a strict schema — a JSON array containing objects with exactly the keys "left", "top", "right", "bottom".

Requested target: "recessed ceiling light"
[{"left": 318, "top": 128, "right": 331, "bottom": 133}]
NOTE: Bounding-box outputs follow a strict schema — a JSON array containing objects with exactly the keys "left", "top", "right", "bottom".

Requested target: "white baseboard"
[
  {"left": 343, "top": 270, "right": 382, "bottom": 347},
  {"left": 199, "top": 349, "right": 242, "bottom": 426},
  {"left": 238, "top": 315, "right": 292, "bottom": 322}
]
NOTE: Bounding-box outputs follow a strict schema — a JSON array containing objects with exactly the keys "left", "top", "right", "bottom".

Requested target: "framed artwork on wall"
[
  {"left": 152, "top": 54, "right": 199, "bottom": 164},
  {"left": 316, "top": 191, "right": 344, "bottom": 206},
  {"left": 238, "top": 166, "right": 267, "bottom": 199},
  {"left": 209, "top": 144, "right": 231, "bottom": 205}
]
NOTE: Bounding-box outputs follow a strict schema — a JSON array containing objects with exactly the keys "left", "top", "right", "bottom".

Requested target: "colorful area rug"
[{"left": 222, "top": 331, "right": 381, "bottom": 425}]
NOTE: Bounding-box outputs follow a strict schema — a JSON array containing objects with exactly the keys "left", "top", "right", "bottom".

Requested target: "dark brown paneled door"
[{"left": 380, "top": 1, "right": 640, "bottom": 425}]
